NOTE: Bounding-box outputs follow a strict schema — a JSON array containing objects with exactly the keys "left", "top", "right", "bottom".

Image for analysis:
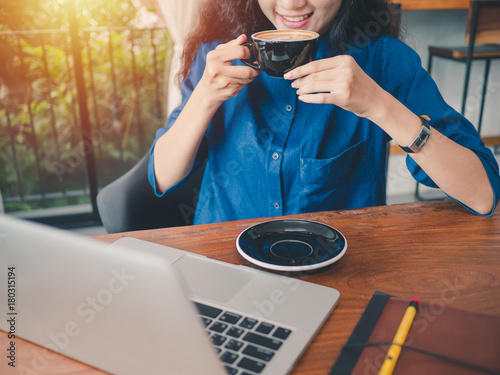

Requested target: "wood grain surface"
[
  {"left": 1, "top": 200, "right": 499, "bottom": 374},
  {"left": 397, "top": 0, "right": 469, "bottom": 10}
]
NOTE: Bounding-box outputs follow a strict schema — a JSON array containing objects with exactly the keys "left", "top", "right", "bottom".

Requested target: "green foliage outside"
[{"left": 0, "top": 0, "right": 172, "bottom": 214}]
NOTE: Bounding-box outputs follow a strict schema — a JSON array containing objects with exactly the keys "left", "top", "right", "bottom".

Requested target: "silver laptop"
[{"left": 0, "top": 214, "right": 339, "bottom": 375}]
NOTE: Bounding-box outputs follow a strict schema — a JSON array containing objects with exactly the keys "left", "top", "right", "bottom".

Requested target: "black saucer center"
[{"left": 269, "top": 240, "right": 313, "bottom": 261}]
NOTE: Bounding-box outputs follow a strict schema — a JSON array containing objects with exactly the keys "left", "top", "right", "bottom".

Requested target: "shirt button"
[
  {"left": 274, "top": 202, "right": 280, "bottom": 210},
  {"left": 285, "top": 104, "right": 293, "bottom": 112},
  {"left": 272, "top": 152, "right": 280, "bottom": 160}
]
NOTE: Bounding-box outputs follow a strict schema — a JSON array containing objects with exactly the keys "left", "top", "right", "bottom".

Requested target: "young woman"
[{"left": 149, "top": 0, "right": 500, "bottom": 224}]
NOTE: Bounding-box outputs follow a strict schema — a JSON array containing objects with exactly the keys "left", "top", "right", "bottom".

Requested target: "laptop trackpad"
[{"left": 172, "top": 255, "right": 254, "bottom": 303}]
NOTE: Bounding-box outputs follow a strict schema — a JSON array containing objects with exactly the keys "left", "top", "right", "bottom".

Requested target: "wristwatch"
[{"left": 400, "top": 115, "right": 431, "bottom": 154}]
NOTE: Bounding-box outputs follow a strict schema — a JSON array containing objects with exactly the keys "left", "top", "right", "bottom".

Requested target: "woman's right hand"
[
  {"left": 153, "top": 35, "right": 258, "bottom": 193},
  {"left": 197, "top": 34, "right": 260, "bottom": 108}
]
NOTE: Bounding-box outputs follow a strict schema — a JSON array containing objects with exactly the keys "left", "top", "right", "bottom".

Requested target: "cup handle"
[{"left": 239, "top": 42, "right": 261, "bottom": 70}]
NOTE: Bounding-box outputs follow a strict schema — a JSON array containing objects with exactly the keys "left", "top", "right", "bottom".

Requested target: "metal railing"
[{"left": 0, "top": 17, "right": 172, "bottom": 227}]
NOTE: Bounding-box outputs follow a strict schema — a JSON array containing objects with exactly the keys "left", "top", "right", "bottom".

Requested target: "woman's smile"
[
  {"left": 278, "top": 11, "right": 314, "bottom": 28},
  {"left": 258, "top": 0, "right": 342, "bottom": 35}
]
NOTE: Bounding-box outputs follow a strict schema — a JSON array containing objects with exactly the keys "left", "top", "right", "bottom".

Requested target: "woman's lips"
[{"left": 278, "top": 12, "right": 313, "bottom": 28}]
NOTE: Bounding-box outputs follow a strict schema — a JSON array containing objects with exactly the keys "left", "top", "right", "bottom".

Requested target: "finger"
[
  {"left": 232, "top": 34, "right": 248, "bottom": 45},
  {"left": 284, "top": 58, "right": 340, "bottom": 80},
  {"left": 222, "top": 64, "right": 260, "bottom": 80},
  {"left": 211, "top": 35, "right": 250, "bottom": 63},
  {"left": 297, "top": 93, "right": 334, "bottom": 105},
  {"left": 216, "top": 34, "right": 247, "bottom": 50},
  {"left": 207, "top": 44, "right": 253, "bottom": 67},
  {"left": 295, "top": 79, "right": 336, "bottom": 96},
  {"left": 292, "top": 68, "right": 339, "bottom": 89}
]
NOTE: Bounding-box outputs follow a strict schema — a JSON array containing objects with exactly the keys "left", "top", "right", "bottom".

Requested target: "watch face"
[
  {"left": 401, "top": 116, "right": 431, "bottom": 153},
  {"left": 415, "top": 125, "right": 431, "bottom": 148}
]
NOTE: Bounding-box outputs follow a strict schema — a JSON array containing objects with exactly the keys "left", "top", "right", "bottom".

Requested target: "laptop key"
[
  {"left": 201, "top": 317, "right": 212, "bottom": 327},
  {"left": 194, "top": 302, "right": 223, "bottom": 318},
  {"left": 210, "top": 321, "right": 228, "bottom": 333},
  {"left": 225, "top": 339, "right": 244, "bottom": 352},
  {"left": 242, "top": 344, "right": 274, "bottom": 362},
  {"left": 239, "top": 317, "right": 258, "bottom": 329},
  {"left": 210, "top": 334, "right": 227, "bottom": 346},
  {"left": 219, "top": 311, "right": 242, "bottom": 324},
  {"left": 273, "top": 327, "right": 292, "bottom": 340},
  {"left": 224, "top": 365, "right": 238, "bottom": 375},
  {"left": 243, "top": 332, "right": 282, "bottom": 350},
  {"left": 221, "top": 351, "right": 239, "bottom": 365},
  {"left": 227, "top": 326, "right": 244, "bottom": 338},
  {"left": 237, "top": 357, "right": 266, "bottom": 374},
  {"left": 255, "top": 322, "right": 274, "bottom": 334}
]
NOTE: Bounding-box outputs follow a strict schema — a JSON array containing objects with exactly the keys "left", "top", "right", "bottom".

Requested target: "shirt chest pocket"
[{"left": 298, "top": 141, "right": 371, "bottom": 212}]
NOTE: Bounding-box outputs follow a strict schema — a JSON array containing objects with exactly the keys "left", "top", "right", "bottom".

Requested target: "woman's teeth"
[{"left": 283, "top": 13, "right": 311, "bottom": 22}]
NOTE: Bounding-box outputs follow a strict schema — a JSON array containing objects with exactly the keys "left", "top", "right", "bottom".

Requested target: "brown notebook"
[{"left": 330, "top": 292, "right": 500, "bottom": 375}]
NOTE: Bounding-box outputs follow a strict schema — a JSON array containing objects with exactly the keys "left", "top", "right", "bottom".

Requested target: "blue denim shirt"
[{"left": 149, "top": 34, "right": 500, "bottom": 224}]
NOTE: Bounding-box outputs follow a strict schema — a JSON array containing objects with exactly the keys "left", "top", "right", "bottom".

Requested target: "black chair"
[
  {"left": 416, "top": 0, "right": 500, "bottom": 200},
  {"left": 97, "top": 153, "right": 205, "bottom": 233},
  {"left": 428, "top": 0, "right": 500, "bottom": 134}
]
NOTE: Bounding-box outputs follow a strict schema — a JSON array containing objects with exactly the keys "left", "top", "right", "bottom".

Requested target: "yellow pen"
[{"left": 378, "top": 297, "right": 419, "bottom": 375}]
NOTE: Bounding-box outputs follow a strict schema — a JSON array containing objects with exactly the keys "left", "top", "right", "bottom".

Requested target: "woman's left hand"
[
  {"left": 284, "top": 55, "right": 384, "bottom": 120},
  {"left": 286, "top": 55, "right": 496, "bottom": 216}
]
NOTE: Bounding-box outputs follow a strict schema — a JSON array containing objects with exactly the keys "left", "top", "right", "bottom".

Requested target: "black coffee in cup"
[{"left": 240, "top": 30, "right": 320, "bottom": 78}]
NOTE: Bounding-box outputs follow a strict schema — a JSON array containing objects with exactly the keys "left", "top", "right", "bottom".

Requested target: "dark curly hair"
[{"left": 178, "top": 0, "right": 400, "bottom": 84}]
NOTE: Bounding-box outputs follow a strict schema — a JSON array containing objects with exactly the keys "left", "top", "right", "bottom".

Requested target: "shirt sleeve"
[
  {"left": 380, "top": 37, "right": 500, "bottom": 216},
  {"left": 147, "top": 41, "right": 218, "bottom": 197}
]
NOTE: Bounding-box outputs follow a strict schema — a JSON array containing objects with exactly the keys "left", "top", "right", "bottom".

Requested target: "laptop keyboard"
[{"left": 194, "top": 301, "right": 292, "bottom": 375}]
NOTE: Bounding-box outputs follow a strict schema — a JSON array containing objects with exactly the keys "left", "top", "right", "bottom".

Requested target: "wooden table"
[
  {"left": 398, "top": 0, "right": 469, "bottom": 10},
  {"left": 1, "top": 199, "right": 500, "bottom": 374}
]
